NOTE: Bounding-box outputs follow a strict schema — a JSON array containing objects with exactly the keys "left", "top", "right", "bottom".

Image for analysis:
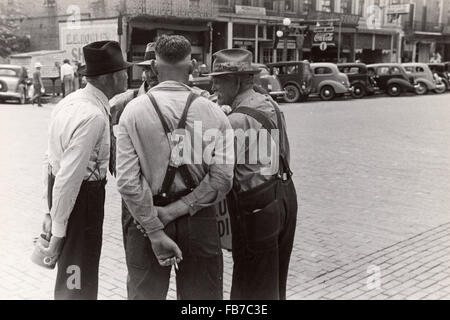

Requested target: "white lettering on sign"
[
  {"left": 59, "top": 21, "right": 118, "bottom": 63},
  {"left": 314, "top": 32, "right": 334, "bottom": 43},
  {"left": 216, "top": 200, "right": 232, "bottom": 250}
]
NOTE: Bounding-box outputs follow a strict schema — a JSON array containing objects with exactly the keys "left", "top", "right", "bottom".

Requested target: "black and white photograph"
[{"left": 0, "top": 0, "right": 450, "bottom": 307}]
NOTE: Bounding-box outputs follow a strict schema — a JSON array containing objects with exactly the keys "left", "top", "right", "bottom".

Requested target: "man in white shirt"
[
  {"left": 38, "top": 41, "right": 131, "bottom": 300},
  {"left": 61, "top": 59, "right": 75, "bottom": 97}
]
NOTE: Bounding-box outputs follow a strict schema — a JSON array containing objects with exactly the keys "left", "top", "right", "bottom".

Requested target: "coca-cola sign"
[{"left": 314, "top": 32, "right": 334, "bottom": 43}]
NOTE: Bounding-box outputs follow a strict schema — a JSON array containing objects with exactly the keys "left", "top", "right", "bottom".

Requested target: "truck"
[{"left": 9, "top": 50, "right": 67, "bottom": 96}]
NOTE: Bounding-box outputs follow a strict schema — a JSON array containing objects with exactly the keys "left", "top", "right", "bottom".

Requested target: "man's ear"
[{"left": 150, "top": 59, "right": 158, "bottom": 75}]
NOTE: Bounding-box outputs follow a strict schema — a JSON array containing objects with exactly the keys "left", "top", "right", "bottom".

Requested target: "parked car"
[
  {"left": 428, "top": 62, "right": 450, "bottom": 92},
  {"left": 0, "top": 64, "right": 32, "bottom": 104},
  {"left": 367, "top": 63, "right": 418, "bottom": 97},
  {"left": 266, "top": 61, "right": 313, "bottom": 103},
  {"left": 337, "top": 63, "right": 378, "bottom": 98},
  {"left": 310, "top": 63, "right": 352, "bottom": 101},
  {"left": 403, "top": 62, "right": 446, "bottom": 94},
  {"left": 189, "top": 63, "right": 286, "bottom": 100}
]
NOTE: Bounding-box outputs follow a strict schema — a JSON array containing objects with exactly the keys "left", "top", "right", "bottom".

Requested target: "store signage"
[
  {"left": 386, "top": 4, "right": 411, "bottom": 15},
  {"left": 235, "top": 5, "right": 266, "bottom": 16}
]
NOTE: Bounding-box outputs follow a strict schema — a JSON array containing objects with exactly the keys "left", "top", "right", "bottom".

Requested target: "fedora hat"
[
  {"left": 137, "top": 42, "right": 156, "bottom": 67},
  {"left": 208, "top": 49, "right": 260, "bottom": 77},
  {"left": 79, "top": 41, "right": 133, "bottom": 77}
]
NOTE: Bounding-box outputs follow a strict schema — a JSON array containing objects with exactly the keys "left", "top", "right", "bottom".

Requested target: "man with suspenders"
[
  {"left": 210, "top": 49, "right": 298, "bottom": 300},
  {"left": 116, "top": 35, "right": 234, "bottom": 299}
]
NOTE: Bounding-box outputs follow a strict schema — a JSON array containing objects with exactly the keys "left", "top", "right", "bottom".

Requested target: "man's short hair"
[
  {"left": 155, "top": 35, "right": 192, "bottom": 64},
  {"left": 63, "top": 59, "right": 70, "bottom": 64}
]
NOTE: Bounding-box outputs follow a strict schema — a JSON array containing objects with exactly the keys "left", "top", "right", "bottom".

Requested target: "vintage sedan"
[
  {"left": 337, "top": 63, "right": 378, "bottom": 98},
  {"left": 310, "top": 63, "right": 352, "bottom": 101},
  {"left": 403, "top": 62, "right": 446, "bottom": 94},
  {"left": 266, "top": 61, "right": 313, "bottom": 103},
  {"left": 0, "top": 64, "right": 31, "bottom": 104},
  {"left": 367, "top": 63, "right": 418, "bottom": 97},
  {"left": 428, "top": 62, "right": 450, "bottom": 92}
]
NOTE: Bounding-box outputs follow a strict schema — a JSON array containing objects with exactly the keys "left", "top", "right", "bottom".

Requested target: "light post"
[{"left": 276, "top": 17, "right": 292, "bottom": 61}]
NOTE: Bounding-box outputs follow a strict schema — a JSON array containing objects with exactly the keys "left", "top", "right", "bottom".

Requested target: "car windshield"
[{"left": 0, "top": 68, "right": 19, "bottom": 77}]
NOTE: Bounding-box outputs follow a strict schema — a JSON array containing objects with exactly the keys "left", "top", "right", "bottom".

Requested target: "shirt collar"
[
  {"left": 151, "top": 81, "right": 191, "bottom": 92},
  {"left": 232, "top": 88, "right": 255, "bottom": 110},
  {"left": 84, "top": 83, "right": 111, "bottom": 116}
]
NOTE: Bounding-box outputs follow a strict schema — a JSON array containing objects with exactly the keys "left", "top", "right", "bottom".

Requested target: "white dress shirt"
[
  {"left": 42, "top": 83, "right": 111, "bottom": 237},
  {"left": 60, "top": 63, "right": 74, "bottom": 80}
]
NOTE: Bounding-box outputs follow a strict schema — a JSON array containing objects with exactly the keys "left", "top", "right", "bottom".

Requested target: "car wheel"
[
  {"left": 415, "top": 82, "right": 427, "bottom": 95},
  {"left": 283, "top": 84, "right": 300, "bottom": 103},
  {"left": 319, "top": 85, "right": 335, "bottom": 101},
  {"left": 352, "top": 83, "right": 366, "bottom": 99},
  {"left": 434, "top": 82, "right": 447, "bottom": 94},
  {"left": 387, "top": 83, "right": 401, "bottom": 97}
]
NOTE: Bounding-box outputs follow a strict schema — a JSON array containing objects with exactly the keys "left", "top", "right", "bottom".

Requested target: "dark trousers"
[
  {"left": 54, "top": 180, "right": 106, "bottom": 300},
  {"left": 32, "top": 84, "right": 42, "bottom": 106},
  {"left": 227, "top": 178, "right": 298, "bottom": 300},
  {"left": 122, "top": 201, "right": 223, "bottom": 300}
]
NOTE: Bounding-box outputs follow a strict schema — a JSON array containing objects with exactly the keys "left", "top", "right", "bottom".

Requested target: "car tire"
[
  {"left": 352, "top": 83, "right": 366, "bottom": 99},
  {"left": 434, "top": 82, "right": 447, "bottom": 94},
  {"left": 319, "top": 85, "right": 335, "bottom": 101},
  {"left": 415, "top": 81, "right": 427, "bottom": 95},
  {"left": 387, "top": 83, "right": 402, "bottom": 97},
  {"left": 283, "top": 84, "right": 300, "bottom": 103}
]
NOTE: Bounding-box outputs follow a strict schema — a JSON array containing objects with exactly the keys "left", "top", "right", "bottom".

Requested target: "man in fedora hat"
[
  {"left": 210, "top": 48, "right": 298, "bottom": 300},
  {"left": 31, "top": 62, "right": 44, "bottom": 107},
  {"left": 116, "top": 34, "right": 234, "bottom": 300},
  {"left": 38, "top": 40, "right": 131, "bottom": 300}
]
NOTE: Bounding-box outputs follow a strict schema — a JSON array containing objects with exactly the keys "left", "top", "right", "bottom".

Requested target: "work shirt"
[
  {"left": 42, "top": 83, "right": 111, "bottom": 237},
  {"left": 228, "top": 89, "right": 291, "bottom": 192},
  {"left": 116, "top": 81, "right": 234, "bottom": 235},
  {"left": 32, "top": 70, "right": 43, "bottom": 87},
  {"left": 60, "top": 63, "right": 74, "bottom": 81}
]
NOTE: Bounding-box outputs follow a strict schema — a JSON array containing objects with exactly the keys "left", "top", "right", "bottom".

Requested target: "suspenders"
[
  {"left": 146, "top": 91, "right": 199, "bottom": 205},
  {"left": 232, "top": 99, "right": 293, "bottom": 181}
]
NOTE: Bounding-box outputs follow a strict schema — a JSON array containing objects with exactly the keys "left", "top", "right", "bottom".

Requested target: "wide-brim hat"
[
  {"left": 79, "top": 41, "right": 133, "bottom": 77},
  {"left": 137, "top": 42, "right": 156, "bottom": 67},
  {"left": 207, "top": 48, "right": 261, "bottom": 77}
]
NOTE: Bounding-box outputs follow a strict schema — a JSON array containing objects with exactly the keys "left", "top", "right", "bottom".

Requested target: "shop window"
[
  {"left": 263, "top": 48, "right": 273, "bottom": 63},
  {"left": 240, "top": 0, "right": 252, "bottom": 6},
  {"left": 264, "top": 0, "right": 274, "bottom": 11},
  {"left": 233, "top": 24, "right": 256, "bottom": 38},
  {"left": 267, "top": 26, "right": 274, "bottom": 39},
  {"left": 258, "top": 26, "right": 264, "bottom": 38},
  {"left": 218, "top": 0, "right": 229, "bottom": 6}
]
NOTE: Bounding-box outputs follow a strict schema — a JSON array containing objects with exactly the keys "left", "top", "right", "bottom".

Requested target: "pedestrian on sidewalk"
[
  {"left": 38, "top": 41, "right": 131, "bottom": 300},
  {"left": 31, "top": 63, "right": 44, "bottom": 107},
  {"left": 116, "top": 35, "right": 234, "bottom": 300},
  {"left": 61, "top": 59, "right": 74, "bottom": 97},
  {"left": 210, "top": 49, "right": 298, "bottom": 300}
]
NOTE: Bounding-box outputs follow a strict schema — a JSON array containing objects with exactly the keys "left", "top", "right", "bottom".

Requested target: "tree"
[{"left": 0, "top": 1, "right": 30, "bottom": 58}]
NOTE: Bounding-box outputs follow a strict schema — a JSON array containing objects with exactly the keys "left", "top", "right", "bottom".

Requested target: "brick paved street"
[{"left": 0, "top": 93, "right": 449, "bottom": 300}]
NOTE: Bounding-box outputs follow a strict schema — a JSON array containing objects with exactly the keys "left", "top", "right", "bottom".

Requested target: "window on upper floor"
[
  {"left": 264, "top": 0, "right": 274, "bottom": 11},
  {"left": 189, "top": 0, "right": 200, "bottom": 8},
  {"left": 320, "top": 0, "right": 333, "bottom": 13},
  {"left": 240, "top": 0, "right": 252, "bottom": 6},
  {"left": 43, "top": 0, "right": 56, "bottom": 7},
  {"left": 358, "top": 0, "right": 365, "bottom": 16},
  {"left": 218, "top": 0, "right": 229, "bottom": 6},
  {"left": 303, "top": 0, "right": 313, "bottom": 14},
  {"left": 285, "top": 0, "right": 294, "bottom": 11},
  {"left": 341, "top": 0, "right": 352, "bottom": 14}
]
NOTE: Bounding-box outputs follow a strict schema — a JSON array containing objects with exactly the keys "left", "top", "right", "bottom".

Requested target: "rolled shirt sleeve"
[
  {"left": 181, "top": 107, "right": 235, "bottom": 215},
  {"left": 50, "top": 114, "right": 105, "bottom": 237},
  {"left": 116, "top": 111, "right": 165, "bottom": 235}
]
